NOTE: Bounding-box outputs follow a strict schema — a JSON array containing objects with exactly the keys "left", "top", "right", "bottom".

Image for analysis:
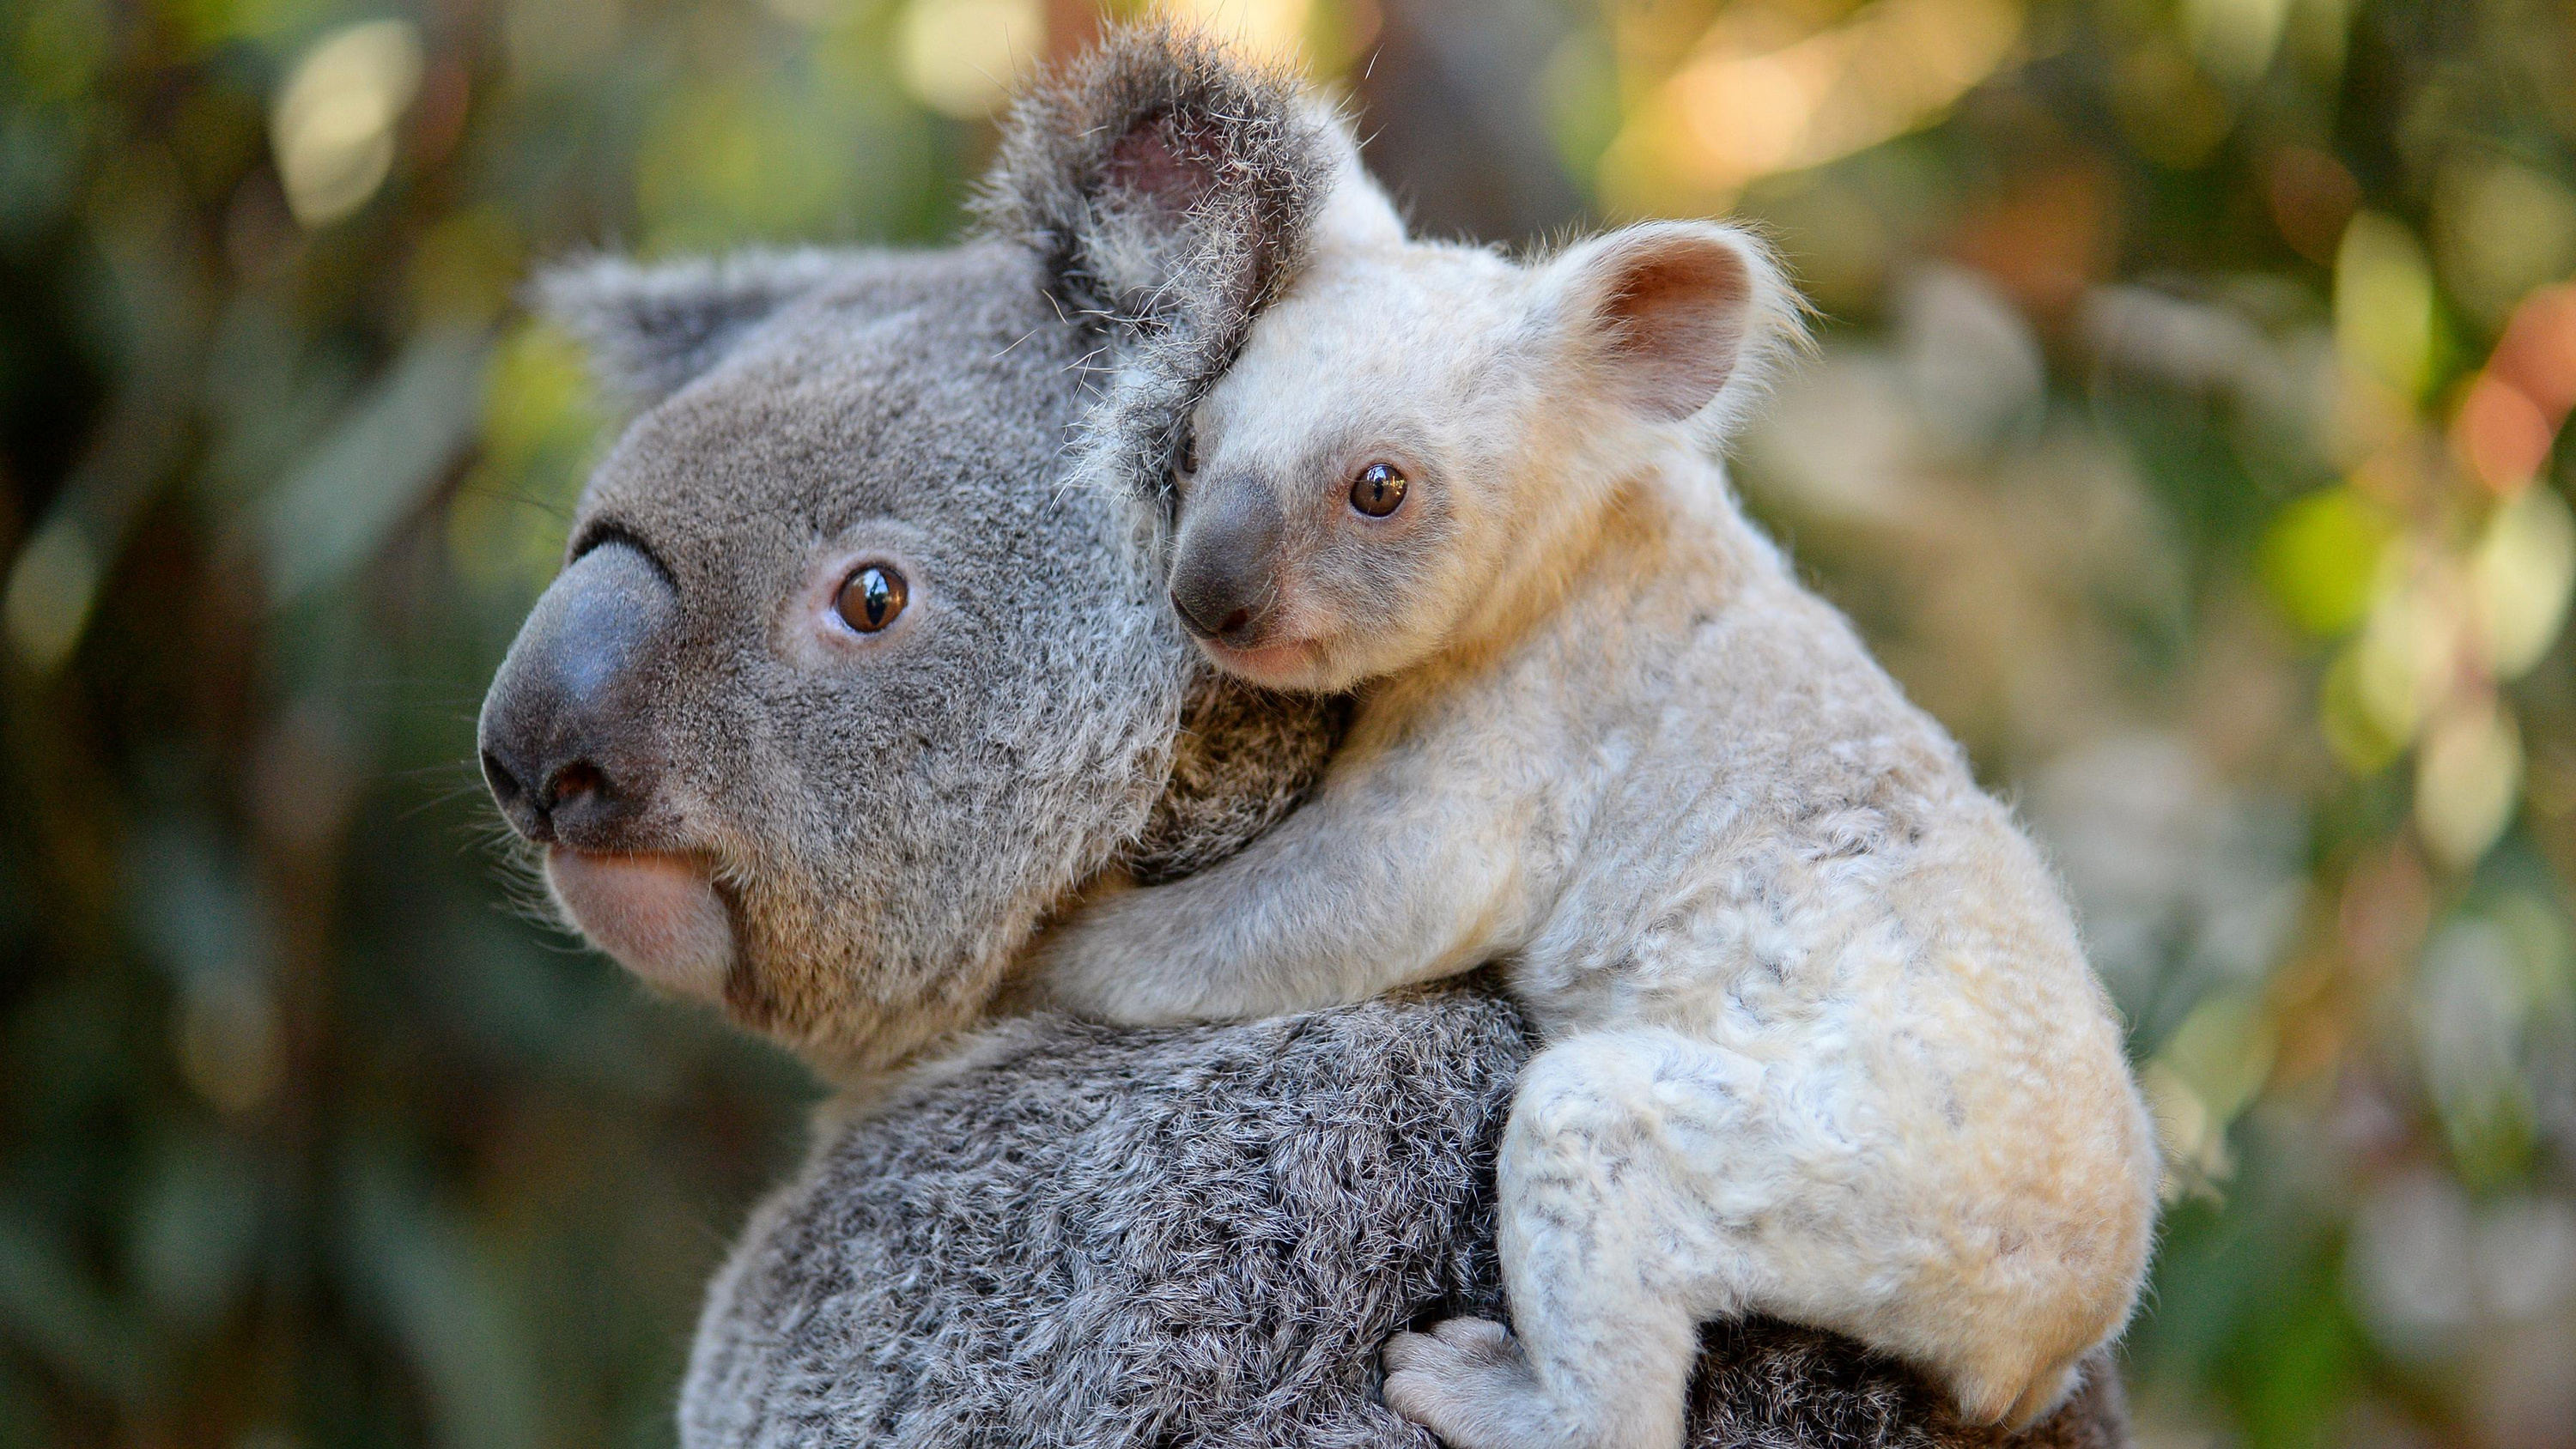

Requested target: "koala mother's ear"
[
  {"left": 529, "top": 250, "right": 841, "bottom": 409},
  {"left": 1538, "top": 221, "right": 1807, "bottom": 436},
  {"left": 977, "top": 22, "right": 1394, "bottom": 325},
  {"left": 975, "top": 22, "right": 1401, "bottom": 505}
]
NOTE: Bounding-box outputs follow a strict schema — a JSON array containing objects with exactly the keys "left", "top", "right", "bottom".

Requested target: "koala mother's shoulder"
[{"left": 684, "top": 985, "right": 2131, "bottom": 1449}]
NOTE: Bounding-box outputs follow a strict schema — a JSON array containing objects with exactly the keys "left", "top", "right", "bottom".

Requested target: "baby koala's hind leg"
[
  {"left": 1385, "top": 1026, "right": 2110, "bottom": 1444},
  {"left": 1382, "top": 1031, "right": 1753, "bottom": 1449}
]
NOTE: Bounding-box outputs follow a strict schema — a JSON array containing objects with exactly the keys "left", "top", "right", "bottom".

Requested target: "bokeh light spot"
[
  {"left": 2471, "top": 484, "right": 2575, "bottom": 678},
  {"left": 2, "top": 514, "right": 100, "bottom": 673},
  {"left": 270, "top": 20, "right": 424, "bottom": 228},
  {"left": 896, "top": 0, "right": 1048, "bottom": 119},
  {"left": 2259, "top": 487, "right": 2397, "bottom": 638},
  {"left": 2417, "top": 697, "right": 2524, "bottom": 870},
  {"left": 2336, "top": 211, "right": 2439, "bottom": 401}
]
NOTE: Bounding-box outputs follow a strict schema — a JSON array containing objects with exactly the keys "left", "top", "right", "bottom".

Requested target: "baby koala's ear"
[
  {"left": 1539, "top": 221, "right": 1803, "bottom": 433},
  {"left": 529, "top": 250, "right": 839, "bottom": 409},
  {"left": 1302, "top": 99, "right": 1406, "bottom": 257}
]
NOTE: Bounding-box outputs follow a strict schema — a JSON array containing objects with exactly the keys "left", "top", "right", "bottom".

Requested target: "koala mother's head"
[
  {"left": 478, "top": 27, "right": 1358, "bottom": 1079},
  {"left": 480, "top": 248, "right": 1352, "bottom": 1082},
  {"left": 476, "top": 246, "right": 1166, "bottom": 1076}
]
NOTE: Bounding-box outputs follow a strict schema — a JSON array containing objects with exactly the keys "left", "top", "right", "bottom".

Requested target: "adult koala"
[{"left": 477, "top": 24, "right": 2135, "bottom": 1449}]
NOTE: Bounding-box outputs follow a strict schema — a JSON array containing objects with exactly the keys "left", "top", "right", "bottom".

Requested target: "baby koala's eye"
[
  {"left": 835, "top": 564, "right": 908, "bottom": 633},
  {"left": 1350, "top": 462, "right": 1408, "bottom": 518},
  {"left": 1173, "top": 424, "right": 1199, "bottom": 479}
]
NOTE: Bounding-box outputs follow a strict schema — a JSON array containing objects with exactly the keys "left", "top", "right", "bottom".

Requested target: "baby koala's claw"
[
  {"left": 2002, "top": 1357, "right": 2083, "bottom": 1430},
  {"left": 1948, "top": 1353, "right": 2081, "bottom": 1431},
  {"left": 1384, "top": 1315, "right": 1516, "bottom": 1371},
  {"left": 1381, "top": 1317, "right": 1552, "bottom": 1449}
]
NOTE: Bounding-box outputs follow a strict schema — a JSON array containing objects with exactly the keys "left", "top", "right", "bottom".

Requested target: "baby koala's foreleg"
[{"left": 1030, "top": 742, "right": 1534, "bottom": 1025}]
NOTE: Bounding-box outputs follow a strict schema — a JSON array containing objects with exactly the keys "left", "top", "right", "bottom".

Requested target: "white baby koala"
[{"left": 1031, "top": 163, "right": 2160, "bottom": 1446}]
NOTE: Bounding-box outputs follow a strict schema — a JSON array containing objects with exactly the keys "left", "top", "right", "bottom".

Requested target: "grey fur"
[
  {"left": 533, "top": 249, "right": 851, "bottom": 408},
  {"left": 1129, "top": 674, "right": 1348, "bottom": 884},
  {"left": 526, "top": 241, "right": 1233, "bottom": 1077},
  {"left": 974, "top": 24, "right": 1334, "bottom": 514}
]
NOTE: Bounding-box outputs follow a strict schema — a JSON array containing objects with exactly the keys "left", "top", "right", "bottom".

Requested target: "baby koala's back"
[
  {"left": 1491, "top": 451, "right": 2143, "bottom": 1146},
  {"left": 1401, "top": 450, "right": 2164, "bottom": 1421},
  {"left": 1248, "top": 221, "right": 2150, "bottom": 1219}
]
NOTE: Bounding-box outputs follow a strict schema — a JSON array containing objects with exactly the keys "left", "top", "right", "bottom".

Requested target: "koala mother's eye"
[
  {"left": 835, "top": 564, "right": 908, "bottom": 633},
  {"left": 1350, "top": 462, "right": 1408, "bottom": 518}
]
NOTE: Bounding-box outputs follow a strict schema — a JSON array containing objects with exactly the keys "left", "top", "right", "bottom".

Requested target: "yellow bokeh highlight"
[
  {"left": 2417, "top": 697, "right": 2523, "bottom": 870},
  {"left": 1153, "top": 0, "right": 1316, "bottom": 60},
  {"left": 2352, "top": 573, "right": 2453, "bottom": 749},
  {"left": 2321, "top": 640, "right": 2405, "bottom": 773},
  {"left": 896, "top": 0, "right": 1049, "bottom": 118},
  {"left": 2335, "top": 211, "right": 2438, "bottom": 401},
  {"left": 1606, "top": 0, "right": 2025, "bottom": 210},
  {"left": 2472, "top": 484, "right": 2576, "bottom": 679},
  {"left": 270, "top": 20, "right": 424, "bottom": 228}
]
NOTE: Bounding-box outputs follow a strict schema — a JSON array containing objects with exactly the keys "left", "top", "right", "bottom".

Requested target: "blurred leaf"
[
  {"left": 258, "top": 327, "right": 488, "bottom": 607},
  {"left": 2472, "top": 484, "right": 2576, "bottom": 678},
  {"left": 2416, "top": 698, "right": 2524, "bottom": 873},
  {"left": 0, "top": 1212, "right": 155, "bottom": 1405},
  {"left": 2258, "top": 486, "right": 2396, "bottom": 637},
  {"left": 2336, "top": 213, "right": 2438, "bottom": 402},
  {"left": 339, "top": 1153, "right": 542, "bottom": 1449}
]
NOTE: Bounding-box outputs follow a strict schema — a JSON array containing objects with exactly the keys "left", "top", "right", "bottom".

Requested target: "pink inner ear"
[
  {"left": 1103, "top": 113, "right": 1219, "bottom": 217},
  {"left": 1599, "top": 241, "right": 1753, "bottom": 421}
]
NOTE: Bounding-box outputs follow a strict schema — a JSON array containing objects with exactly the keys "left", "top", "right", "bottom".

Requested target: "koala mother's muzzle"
[
  {"left": 478, "top": 539, "right": 732, "bottom": 1004},
  {"left": 479, "top": 539, "right": 677, "bottom": 846}
]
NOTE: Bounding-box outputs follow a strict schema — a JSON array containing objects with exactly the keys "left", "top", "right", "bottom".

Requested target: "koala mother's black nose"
[
  {"left": 1171, "top": 589, "right": 1255, "bottom": 641},
  {"left": 477, "top": 540, "right": 678, "bottom": 850},
  {"left": 1169, "top": 476, "right": 1283, "bottom": 644}
]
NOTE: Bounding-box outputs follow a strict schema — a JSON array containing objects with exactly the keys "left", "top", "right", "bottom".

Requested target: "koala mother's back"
[{"left": 686, "top": 984, "right": 2138, "bottom": 1449}]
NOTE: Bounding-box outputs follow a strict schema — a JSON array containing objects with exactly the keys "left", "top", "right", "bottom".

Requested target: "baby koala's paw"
[
  {"left": 1022, "top": 940, "right": 1119, "bottom": 1018},
  {"left": 1021, "top": 907, "right": 1168, "bottom": 1025},
  {"left": 1381, "top": 1318, "right": 1555, "bottom": 1449}
]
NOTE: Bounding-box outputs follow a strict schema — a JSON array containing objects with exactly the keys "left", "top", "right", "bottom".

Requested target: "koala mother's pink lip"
[
  {"left": 1197, "top": 635, "right": 1321, "bottom": 687},
  {"left": 544, "top": 847, "right": 733, "bottom": 1006}
]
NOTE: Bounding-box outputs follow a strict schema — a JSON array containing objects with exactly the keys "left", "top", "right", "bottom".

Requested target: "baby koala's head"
[{"left": 1165, "top": 216, "right": 1796, "bottom": 694}]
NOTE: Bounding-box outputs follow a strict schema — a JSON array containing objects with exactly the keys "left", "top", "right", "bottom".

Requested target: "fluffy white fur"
[{"left": 1031, "top": 153, "right": 2160, "bottom": 1444}]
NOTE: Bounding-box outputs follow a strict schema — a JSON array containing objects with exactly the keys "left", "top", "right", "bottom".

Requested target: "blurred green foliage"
[{"left": 3, "top": 0, "right": 2573, "bottom": 1446}]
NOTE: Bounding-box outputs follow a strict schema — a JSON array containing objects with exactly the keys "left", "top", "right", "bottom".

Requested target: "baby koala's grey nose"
[{"left": 1169, "top": 476, "right": 1283, "bottom": 644}]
